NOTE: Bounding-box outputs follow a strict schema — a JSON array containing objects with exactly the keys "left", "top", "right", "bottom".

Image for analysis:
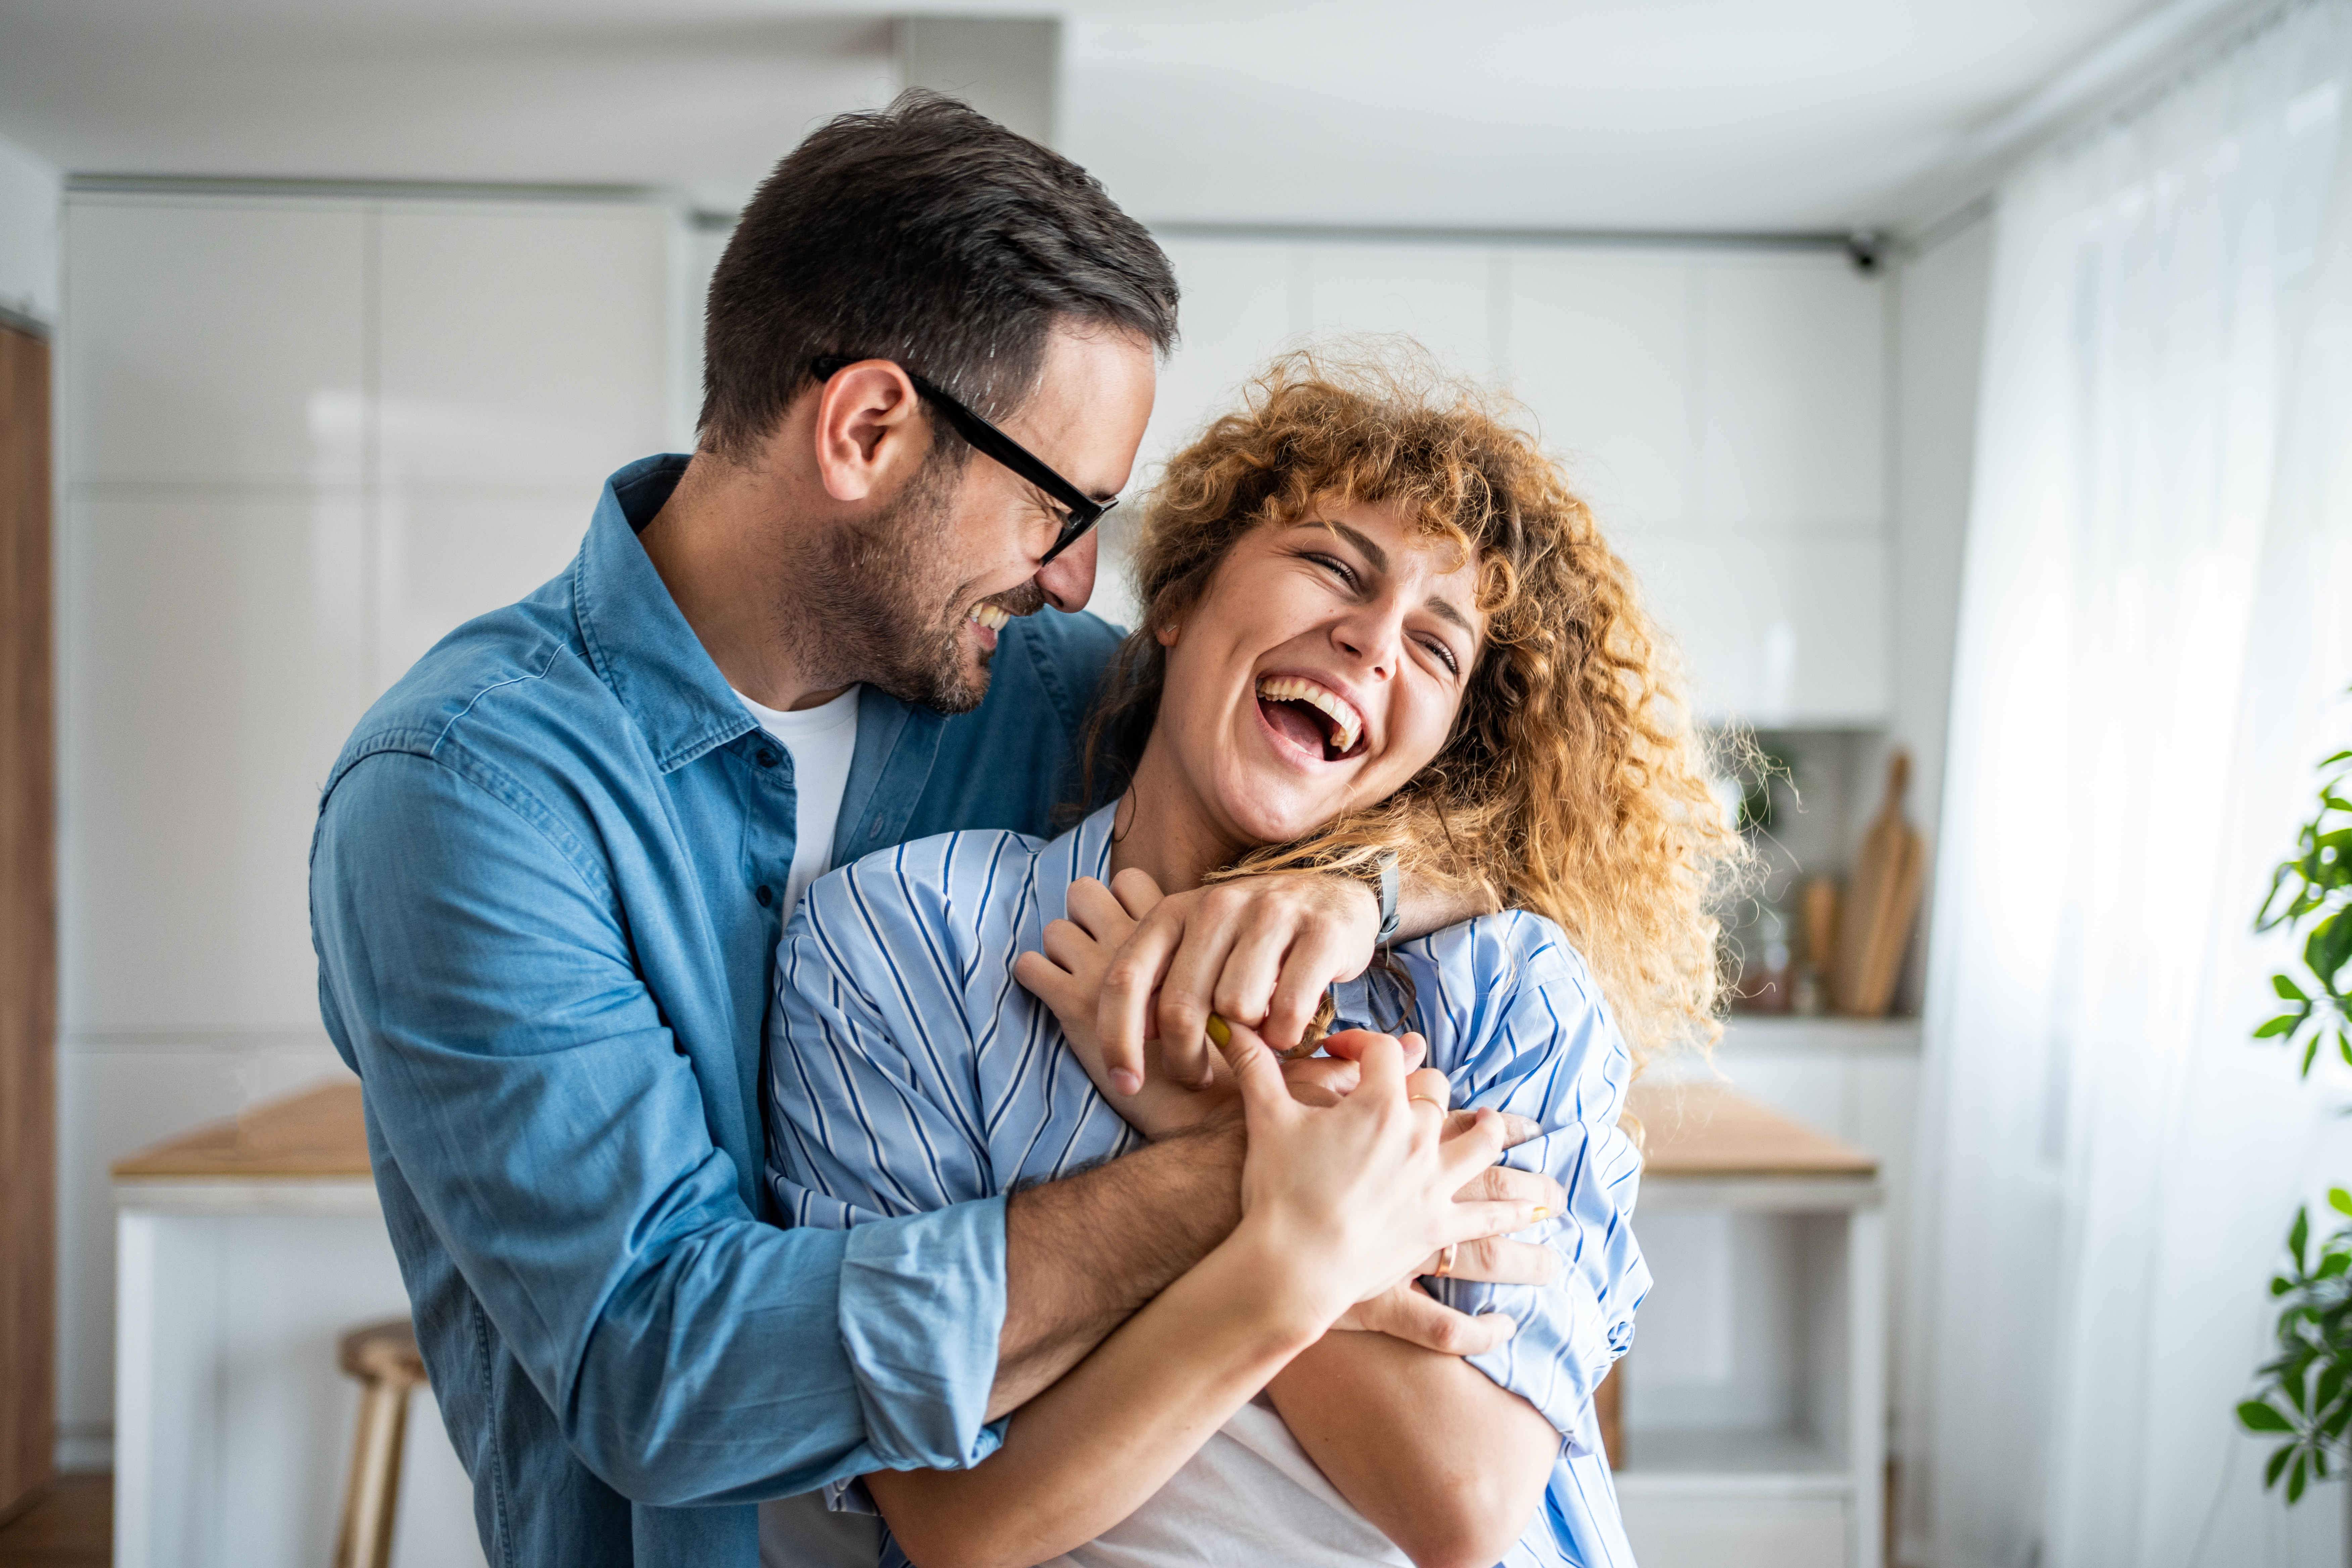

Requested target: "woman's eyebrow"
[
  {"left": 1316, "top": 520, "right": 1390, "bottom": 575},
  {"left": 1306, "top": 520, "right": 1474, "bottom": 635}
]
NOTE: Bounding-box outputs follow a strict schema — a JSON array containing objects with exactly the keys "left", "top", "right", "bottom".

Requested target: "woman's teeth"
[
  {"left": 1256, "top": 675, "right": 1363, "bottom": 755},
  {"left": 969, "top": 603, "right": 1011, "bottom": 633}
]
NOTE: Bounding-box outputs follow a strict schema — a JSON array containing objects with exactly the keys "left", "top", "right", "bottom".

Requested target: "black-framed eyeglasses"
[{"left": 811, "top": 355, "right": 1117, "bottom": 567}]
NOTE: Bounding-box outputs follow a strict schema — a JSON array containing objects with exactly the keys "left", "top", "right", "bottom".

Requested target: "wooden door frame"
[{"left": 0, "top": 314, "right": 57, "bottom": 1522}]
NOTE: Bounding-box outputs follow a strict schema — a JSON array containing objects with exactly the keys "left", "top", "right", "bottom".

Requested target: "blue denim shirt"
[{"left": 310, "top": 454, "right": 1123, "bottom": 1568}]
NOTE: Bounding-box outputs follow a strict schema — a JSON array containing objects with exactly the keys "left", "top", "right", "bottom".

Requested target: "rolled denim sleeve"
[
  {"left": 1403, "top": 915, "right": 1652, "bottom": 1458},
  {"left": 312, "top": 750, "right": 1006, "bottom": 1505}
]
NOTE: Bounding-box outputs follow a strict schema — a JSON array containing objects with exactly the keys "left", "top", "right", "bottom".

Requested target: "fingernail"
[
  {"left": 1205, "top": 1014, "right": 1232, "bottom": 1048},
  {"left": 1111, "top": 1069, "right": 1142, "bottom": 1095},
  {"left": 1531, "top": 1206, "right": 1550, "bottom": 1222}
]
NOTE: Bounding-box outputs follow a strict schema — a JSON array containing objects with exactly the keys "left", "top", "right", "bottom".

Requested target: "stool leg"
[{"left": 333, "top": 1379, "right": 412, "bottom": 1568}]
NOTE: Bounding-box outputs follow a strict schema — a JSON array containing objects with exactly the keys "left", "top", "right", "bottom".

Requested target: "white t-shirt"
[
  {"left": 736, "top": 684, "right": 860, "bottom": 918},
  {"left": 748, "top": 679, "right": 866, "bottom": 1568},
  {"left": 761, "top": 1398, "right": 1408, "bottom": 1568},
  {"left": 1039, "top": 1394, "right": 1412, "bottom": 1568}
]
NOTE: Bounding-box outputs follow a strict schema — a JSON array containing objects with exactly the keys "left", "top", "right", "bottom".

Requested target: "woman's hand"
[
  {"left": 1214, "top": 1018, "right": 1529, "bottom": 1337},
  {"left": 1020, "top": 873, "right": 1401, "bottom": 1138}
]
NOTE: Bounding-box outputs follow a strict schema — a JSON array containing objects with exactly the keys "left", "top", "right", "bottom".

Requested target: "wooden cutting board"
[{"left": 1837, "top": 749, "right": 1925, "bottom": 1017}]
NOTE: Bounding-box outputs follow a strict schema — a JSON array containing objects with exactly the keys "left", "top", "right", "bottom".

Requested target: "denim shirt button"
[
  {"left": 755, "top": 748, "right": 779, "bottom": 768},
  {"left": 755, "top": 885, "right": 774, "bottom": 907}
]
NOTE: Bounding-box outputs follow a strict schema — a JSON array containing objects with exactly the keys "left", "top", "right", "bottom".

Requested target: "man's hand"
[
  {"left": 1017, "top": 866, "right": 1382, "bottom": 1094},
  {"left": 1018, "top": 872, "right": 1378, "bottom": 1136}
]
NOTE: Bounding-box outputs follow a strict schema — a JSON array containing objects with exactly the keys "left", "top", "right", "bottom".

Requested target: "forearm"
[
  {"left": 989, "top": 1120, "right": 1244, "bottom": 1416},
  {"left": 1267, "top": 1326, "right": 1557, "bottom": 1568},
  {"left": 1391, "top": 866, "right": 1499, "bottom": 943},
  {"left": 871, "top": 1224, "right": 1319, "bottom": 1568}
]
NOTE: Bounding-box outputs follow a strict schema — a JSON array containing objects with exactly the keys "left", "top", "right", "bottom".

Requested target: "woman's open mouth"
[{"left": 1256, "top": 674, "right": 1368, "bottom": 763}]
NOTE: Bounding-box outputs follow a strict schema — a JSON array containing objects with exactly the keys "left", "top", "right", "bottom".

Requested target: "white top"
[
  {"left": 736, "top": 684, "right": 861, "bottom": 917},
  {"left": 1039, "top": 1395, "right": 1410, "bottom": 1568}
]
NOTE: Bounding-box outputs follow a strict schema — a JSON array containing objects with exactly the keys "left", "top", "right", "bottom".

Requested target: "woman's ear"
[{"left": 1155, "top": 617, "right": 1181, "bottom": 648}]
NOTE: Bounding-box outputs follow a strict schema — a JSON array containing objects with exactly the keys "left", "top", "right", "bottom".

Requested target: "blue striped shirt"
[{"left": 765, "top": 803, "right": 1650, "bottom": 1568}]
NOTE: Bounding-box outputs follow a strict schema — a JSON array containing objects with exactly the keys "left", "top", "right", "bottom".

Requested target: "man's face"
[{"left": 801, "top": 325, "right": 1155, "bottom": 715}]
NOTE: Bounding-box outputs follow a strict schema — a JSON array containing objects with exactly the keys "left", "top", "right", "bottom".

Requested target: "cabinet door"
[
  {"left": 65, "top": 200, "right": 367, "bottom": 487},
  {"left": 376, "top": 203, "right": 676, "bottom": 496},
  {"left": 1298, "top": 241, "right": 1494, "bottom": 374},
  {"left": 1619, "top": 1495, "right": 1849, "bottom": 1568},
  {"left": 61, "top": 496, "right": 370, "bottom": 1035},
  {"left": 1626, "top": 535, "right": 1890, "bottom": 725},
  {"left": 1505, "top": 248, "right": 1696, "bottom": 538},
  {"left": 1142, "top": 236, "right": 1300, "bottom": 478},
  {"left": 1697, "top": 253, "right": 1885, "bottom": 536}
]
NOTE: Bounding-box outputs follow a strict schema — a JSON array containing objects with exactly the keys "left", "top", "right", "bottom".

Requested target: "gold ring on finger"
[
  {"left": 1408, "top": 1093, "right": 1447, "bottom": 1111},
  {"left": 1434, "top": 1242, "right": 1460, "bottom": 1278}
]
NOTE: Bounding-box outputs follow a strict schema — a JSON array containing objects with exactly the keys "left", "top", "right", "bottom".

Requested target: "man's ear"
[{"left": 811, "top": 360, "right": 927, "bottom": 503}]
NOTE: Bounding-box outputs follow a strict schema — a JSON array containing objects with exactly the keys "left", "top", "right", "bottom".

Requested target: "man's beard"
[{"left": 781, "top": 458, "right": 1044, "bottom": 715}]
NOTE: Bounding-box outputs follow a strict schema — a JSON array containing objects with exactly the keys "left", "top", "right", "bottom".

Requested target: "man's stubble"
[{"left": 781, "top": 453, "right": 1044, "bottom": 716}]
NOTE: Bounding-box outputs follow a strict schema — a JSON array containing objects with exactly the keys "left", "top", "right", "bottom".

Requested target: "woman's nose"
[{"left": 1332, "top": 609, "right": 1400, "bottom": 679}]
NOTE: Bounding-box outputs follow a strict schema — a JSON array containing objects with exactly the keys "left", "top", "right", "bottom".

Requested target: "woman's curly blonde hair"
[{"left": 1083, "top": 345, "right": 1742, "bottom": 1063}]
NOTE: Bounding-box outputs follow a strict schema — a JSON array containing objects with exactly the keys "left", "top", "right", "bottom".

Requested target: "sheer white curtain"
[{"left": 1904, "top": 4, "right": 2352, "bottom": 1565}]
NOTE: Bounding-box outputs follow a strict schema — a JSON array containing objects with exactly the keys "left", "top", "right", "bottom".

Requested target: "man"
[{"left": 311, "top": 95, "right": 1549, "bottom": 1567}]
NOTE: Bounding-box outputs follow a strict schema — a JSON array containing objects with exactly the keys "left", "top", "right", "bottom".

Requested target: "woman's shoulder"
[
  {"left": 793, "top": 826, "right": 1055, "bottom": 960},
  {"left": 1399, "top": 907, "right": 1601, "bottom": 1001},
  {"left": 1385, "top": 909, "right": 1623, "bottom": 1076}
]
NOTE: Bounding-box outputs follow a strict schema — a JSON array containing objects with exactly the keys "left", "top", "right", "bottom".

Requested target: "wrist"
[
  {"left": 1336, "top": 852, "right": 1400, "bottom": 945},
  {"left": 1203, "top": 1219, "right": 1347, "bottom": 1355}
]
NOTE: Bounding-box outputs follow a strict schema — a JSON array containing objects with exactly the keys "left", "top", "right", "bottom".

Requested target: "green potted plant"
[{"left": 2239, "top": 734, "right": 2352, "bottom": 1502}]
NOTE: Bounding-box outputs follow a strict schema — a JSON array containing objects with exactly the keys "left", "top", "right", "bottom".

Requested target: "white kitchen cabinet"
[
  {"left": 1504, "top": 247, "right": 1697, "bottom": 536},
  {"left": 59, "top": 495, "right": 370, "bottom": 1036},
  {"left": 376, "top": 202, "right": 677, "bottom": 495},
  {"left": 1298, "top": 240, "right": 1496, "bottom": 374},
  {"left": 1619, "top": 1085, "right": 1889, "bottom": 1568},
  {"left": 1136, "top": 231, "right": 1890, "bottom": 721},
  {"left": 1139, "top": 236, "right": 1303, "bottom": 476},
  {"left": 1625, "top": 535, "right": 1891, "bottom": 725},
  {"left": 1697, "top": 254, "right": 1886, "bottom": 537},
  {"left": 64, "top": 200, "right": 369, "bottom": 487},
  {"left": 371, "top": 493, "right": 587, "bottom": 691}
]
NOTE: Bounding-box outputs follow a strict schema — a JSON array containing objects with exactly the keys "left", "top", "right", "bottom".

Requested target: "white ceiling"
[{"left": 0, "top": 0, "right": 2209, "bottom": 231}]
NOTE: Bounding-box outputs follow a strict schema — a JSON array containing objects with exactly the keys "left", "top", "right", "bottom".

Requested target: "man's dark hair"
[{"left": 699, "top": 91, "right": 1180, "bottom": 460}]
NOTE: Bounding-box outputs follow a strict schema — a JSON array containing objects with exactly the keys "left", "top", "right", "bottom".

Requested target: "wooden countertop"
[
  {"left": 112, "top": 1073, "right": 1874, "bottom": 1184},
  {"left": 1626, "top": 1078, "right": 1877, "bottom": 1178},
  {"left": 111, "top": 1079, "right": 369, "bottom": 1180}
]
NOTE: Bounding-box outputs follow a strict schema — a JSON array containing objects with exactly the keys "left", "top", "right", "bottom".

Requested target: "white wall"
[
  {"left": 0, "top": 134, "right": 61, "bottom": 326},
  {"left": 54, "top": 191, "right": 685, "bottom": 1467},
  {"left": 1880, "top": 213, "right": 1992, "bottom": 1014},
  {"left": 1119, "top": 233, "right": 1892, "bottom": 729}
]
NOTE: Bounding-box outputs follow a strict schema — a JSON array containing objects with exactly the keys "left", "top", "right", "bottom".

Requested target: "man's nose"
[{"left": 1036, "top": 529, "right": 1099, "bottom": 613}]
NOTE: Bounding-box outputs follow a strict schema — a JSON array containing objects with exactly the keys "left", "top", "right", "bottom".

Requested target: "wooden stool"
[{"left": 334, "top": 1319, "right": 429, "bottom": 1568}]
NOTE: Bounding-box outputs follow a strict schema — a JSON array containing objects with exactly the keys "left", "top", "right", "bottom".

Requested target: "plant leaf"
[
  {"left": 2290, "top": 1449, "right": 2309, "bottom": 1503},
  {"left": 2257, "top": 1012, "right": 2307, "bottom": 1038},
  {"left": 2243, "top": 1399, "right": 2298, "bottom": 1432},
  {"left": 2269, "top": 1443, "right": 2297, "bottom": 1488},
  {"left": 2279, "top": 974, "right": 2313, "bottom": 1001}
]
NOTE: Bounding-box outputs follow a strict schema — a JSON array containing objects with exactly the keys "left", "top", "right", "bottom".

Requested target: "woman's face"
[{"left": 1150, "top": 500, "right": 1487, "bottom": 852}]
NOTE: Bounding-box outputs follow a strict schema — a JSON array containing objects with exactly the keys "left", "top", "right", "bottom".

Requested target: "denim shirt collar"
[{"left": 573, "top": 455, "right": 763, "bottom": 775}]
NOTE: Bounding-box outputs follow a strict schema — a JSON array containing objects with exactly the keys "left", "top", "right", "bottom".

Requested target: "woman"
[{"left": 765, "top": 350, "right": 1734, "bottom": 1568}]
